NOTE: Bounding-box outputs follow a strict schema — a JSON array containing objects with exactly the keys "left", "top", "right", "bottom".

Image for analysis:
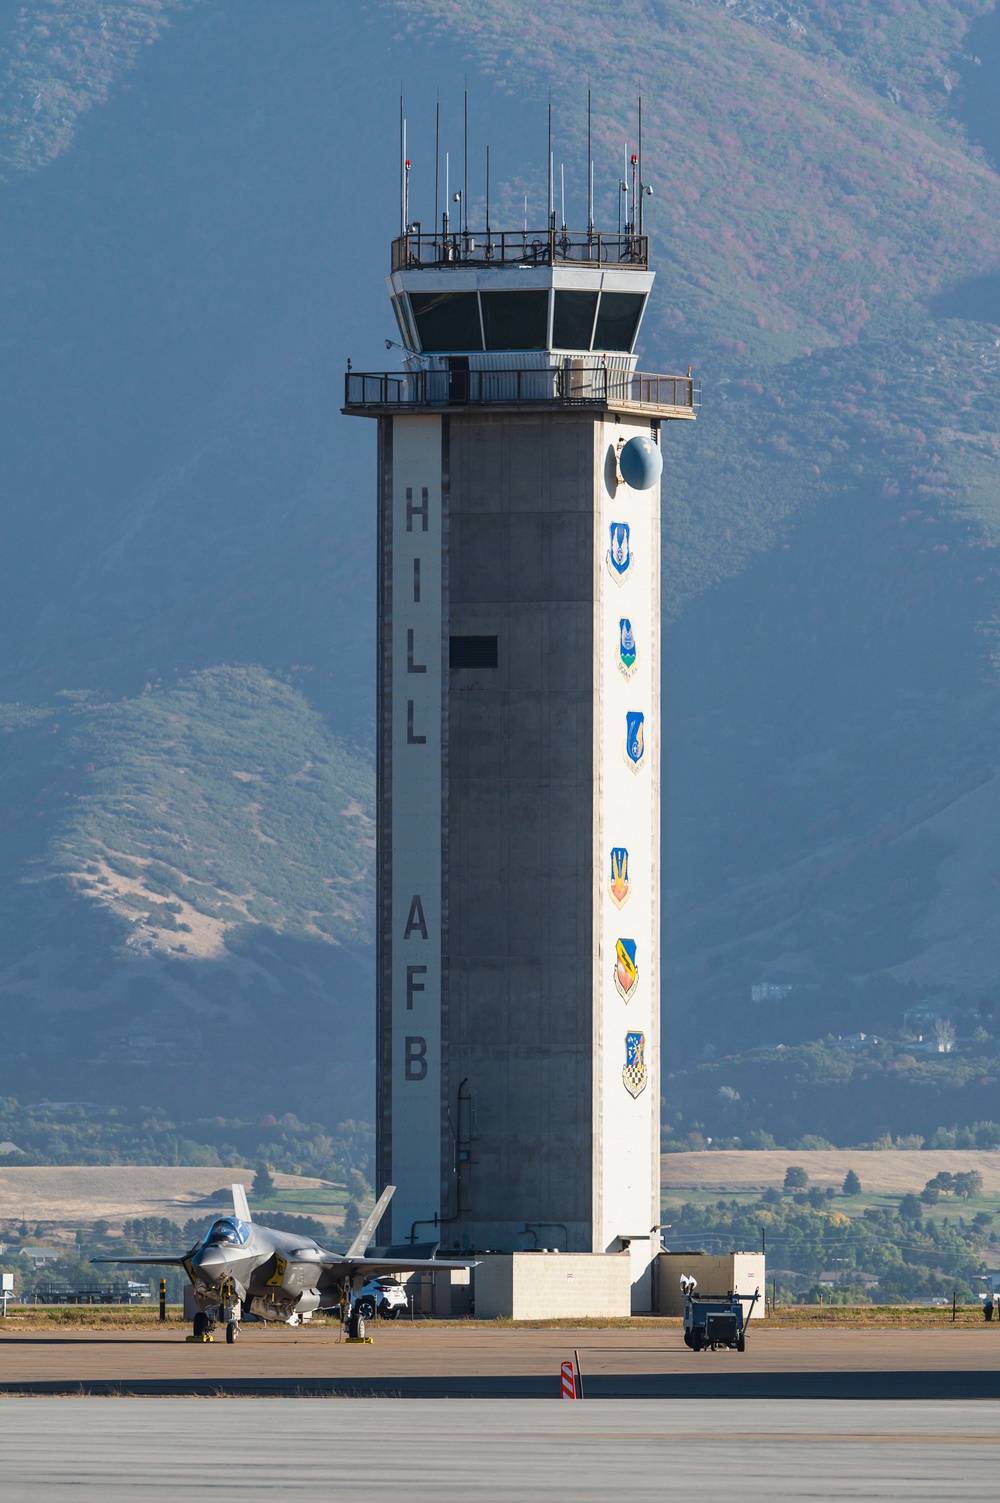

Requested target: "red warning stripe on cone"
[{"left": 560, "top": 1359, "right": 577, "bottom": 1399}]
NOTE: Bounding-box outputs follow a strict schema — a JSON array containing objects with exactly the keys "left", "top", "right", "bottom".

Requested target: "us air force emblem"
[
  {"left": 614, "top": 938, "right": 639, "bottom": 1002},
  {"left": 623, "top": 1031, "right": 648, "bottom": 1097},
  {"left": 606, "top": 522, "right": 633, "bottom": 584},
  {"left": 609, "top": 847, "right": 631, "bottom": 909},
  {"left": 617, "top": 618, "right": 638, "bottom": 680},
  {"left": 623, "top": 710, "right": 645, "bottom": 773}
]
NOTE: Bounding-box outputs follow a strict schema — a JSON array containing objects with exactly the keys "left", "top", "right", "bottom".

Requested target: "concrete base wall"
[
  {"left": 474, "top": 1252, "right": 632, "bottom": 1320},
  {"left": 655, "top": 1252, "right": 765, "bottom": 1319},
  {"left": 399, "top": 1267, "right": 473, "bottom": 1318}
]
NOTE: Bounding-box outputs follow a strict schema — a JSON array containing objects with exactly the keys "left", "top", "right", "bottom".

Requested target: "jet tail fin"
[
  {"left": 346, "top": 1183, "right": 395, "bottom": 1258},
  {"left": 232, "top": 1183, "right": 252, "bottom": 1223}
]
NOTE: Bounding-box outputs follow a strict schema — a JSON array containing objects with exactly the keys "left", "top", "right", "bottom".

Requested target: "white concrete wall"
[
  {"left": 474, "top": 1252, "right": 632, "bottom": 1320},
  {"left": 656, "top": 1252, "right": 766, "bottom": 1319},
  {"left": 592, "top": 416, "right": 661, "bottom": 1314},
  {"left": 386, "top": 415, "right": 446, "bottom": 1241}
]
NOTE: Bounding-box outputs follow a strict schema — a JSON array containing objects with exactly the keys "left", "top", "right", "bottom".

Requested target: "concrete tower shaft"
[{"left": 346, "top": 222, "right": 695, "bottom": 1307}]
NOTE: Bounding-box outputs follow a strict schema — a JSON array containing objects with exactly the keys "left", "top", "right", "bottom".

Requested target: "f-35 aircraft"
[{"left": 95, "top": 1183, "right": 468, "bottom": 1342}]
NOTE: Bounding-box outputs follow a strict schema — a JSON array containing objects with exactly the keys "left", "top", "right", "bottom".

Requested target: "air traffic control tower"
[{"left": 344, "top": 205, "right": 695, "bottom": 1308}]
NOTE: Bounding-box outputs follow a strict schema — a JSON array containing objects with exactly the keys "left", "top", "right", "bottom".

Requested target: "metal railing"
[
  {"left": 391, "top": 228, "right": 648, "bottom": 272},
  {"left": 344, "top": 365, "right": 696, "bottom": 414}
]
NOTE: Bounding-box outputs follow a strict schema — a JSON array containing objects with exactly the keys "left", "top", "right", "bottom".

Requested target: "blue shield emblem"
[
  {"left": 614, "top": 938, "right": 638, "bottom": 1002},
  {"left": 623, "top": 711, "right": 645, "bottom": 773},
  {"left": 609, "top": 847, "right": 630, "bottom": 909},
  {"left": 606, "top": 522, "right": 633, "bottom": 584},
  {"left": 617, "top": 618, "right": 638, "bottom": 680},
  {"left": 623, "top": 1031, "right": 648, "bottom": 1098}
]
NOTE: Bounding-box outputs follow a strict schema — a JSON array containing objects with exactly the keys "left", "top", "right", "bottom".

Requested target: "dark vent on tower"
[{"left": 450, "top": 635, "right": 498, "bottom": 669}]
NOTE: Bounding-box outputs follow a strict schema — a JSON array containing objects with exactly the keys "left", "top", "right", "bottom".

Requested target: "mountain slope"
[
  {"left": 1, "top": 1, "right": 1000, "bottom": 1141},
  {"left": 398, "top": 0, "right": 1000, "bottom": 1082}
]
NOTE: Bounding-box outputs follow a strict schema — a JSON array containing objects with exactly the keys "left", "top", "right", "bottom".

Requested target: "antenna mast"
[
  {"left": 619, "top": 139, "right": 624, "bottom": 236},
  {"left": 587, "top": 87, "right": 593, "bottom": 234},
  {"left": 399, "top": 94, "right": 404, "bottom": 236},
  {"left": 547, "top": 97, "right": 554, "bottom": 231},
  {"left": 463, "top": 88, "right": 469, "bottom": 237},
  {"left": 638, "top": 95, "right": 643, "bottom": 235},
  {"left": 434, "top": 96, "right": 440, "bottom": 243},
  {"left": 486, "top": 144, "right": 491, "bottom": 240}
]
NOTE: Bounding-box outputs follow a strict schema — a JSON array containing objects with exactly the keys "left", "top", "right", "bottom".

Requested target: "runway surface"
[
  {"left": 1, "top": 1397, "right": 998, "bottom": 1500},
  {"left": 2, "top": 1323, "right": 1000, "bottom": 1398}
]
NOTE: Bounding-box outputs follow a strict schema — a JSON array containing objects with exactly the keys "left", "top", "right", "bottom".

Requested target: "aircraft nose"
[{"left": 192, "top": 1246, "right": 232, "bottom": 1282}]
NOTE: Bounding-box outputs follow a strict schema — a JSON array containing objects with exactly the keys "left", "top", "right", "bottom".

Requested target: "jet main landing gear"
[{"left": 190, "top": 1310, "right": 215, "bottom": 1342}]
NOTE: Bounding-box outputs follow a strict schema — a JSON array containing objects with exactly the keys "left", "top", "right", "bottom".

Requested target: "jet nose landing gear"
[
  {"left": 189, "top": 1279, "right": 241, "bottom": 1343},
  {"left": 220, "top": 1278, "right": 241, "bottom": 1344}
]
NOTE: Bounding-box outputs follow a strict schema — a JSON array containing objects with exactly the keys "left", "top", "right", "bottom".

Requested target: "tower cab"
[{"left": 381, "top": 225, "right": 660, "bottom": 410}]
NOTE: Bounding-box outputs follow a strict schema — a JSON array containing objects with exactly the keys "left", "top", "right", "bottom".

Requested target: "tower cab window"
[
  {"left": 409, "top": 291, "right": 483, "bottom": 352},
  {"left": 391, "top": 294, "right": 419, "bottom": 351},
  {"left": 480, "top": 290, "right": 549, "bottom": 350},
  {"left": 553, "top": 290, "right": 599, "bottom": 350},
  {"left": 400, "top": 286, "right": 647, "bottom": 355},
  {"left": 593, "top": 292, "right": 646, "bottom": 352}
]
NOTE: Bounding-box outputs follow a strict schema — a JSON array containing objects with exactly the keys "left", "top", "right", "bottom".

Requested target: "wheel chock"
[
  {"left": 185, "top": 1334, "right": 214, "bottom": 1342},
  {"left": 345, "top": 1336, "right": 374, "bottom": 1344}
]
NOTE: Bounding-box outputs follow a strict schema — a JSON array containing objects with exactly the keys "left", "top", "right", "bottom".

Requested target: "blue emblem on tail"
[
  {"left": 606, "top": 522, "right": 633, "bottom": 584},
  {"left": 623, "top": 711, "right": 645, "bottom": 773}
]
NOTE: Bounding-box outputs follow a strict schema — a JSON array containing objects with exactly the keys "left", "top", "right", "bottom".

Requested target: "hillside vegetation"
[
  {"left": 0, "top": 668, "right": 375, "bottom": 1121},
  {"left": 0, "top": 0, "right": 190, "bottom": 179},
  {"left": 48, "top": 665, "right": 374, "bottom": 954}
]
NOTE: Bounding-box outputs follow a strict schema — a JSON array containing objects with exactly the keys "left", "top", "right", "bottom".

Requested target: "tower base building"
[{"left": 346, "top": 221, "right": 694, "bottom": 1309}]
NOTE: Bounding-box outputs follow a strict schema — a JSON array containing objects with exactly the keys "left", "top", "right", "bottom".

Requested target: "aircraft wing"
[
  {"left": 91, "top": 1255, "right": 192, "bottom": 1267},
  {"left": 332, "top": 1256, "right": 477, "bottom": 1277}
]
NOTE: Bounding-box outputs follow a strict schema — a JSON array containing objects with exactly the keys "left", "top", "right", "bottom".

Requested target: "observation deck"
[{"left": 343, "top": 362, "right": 697, "bottom": 420}]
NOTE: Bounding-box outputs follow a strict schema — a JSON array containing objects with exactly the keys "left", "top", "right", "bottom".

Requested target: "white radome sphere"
[{"left": 620, "top": 435, "right": 663, "bottom": 490}]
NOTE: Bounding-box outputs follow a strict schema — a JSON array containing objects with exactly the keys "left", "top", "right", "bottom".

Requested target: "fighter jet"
[{"left": 94, "top": 1183, "right": 469, "bottom": 1342}]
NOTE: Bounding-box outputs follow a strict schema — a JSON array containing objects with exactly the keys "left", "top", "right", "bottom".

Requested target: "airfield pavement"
[
  {"left": 2, "top": 1322, "right": 1000, "bottom": 1399},
  {"left": 1, "top": 1396, "right": 999, "bottom": 1501}
]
